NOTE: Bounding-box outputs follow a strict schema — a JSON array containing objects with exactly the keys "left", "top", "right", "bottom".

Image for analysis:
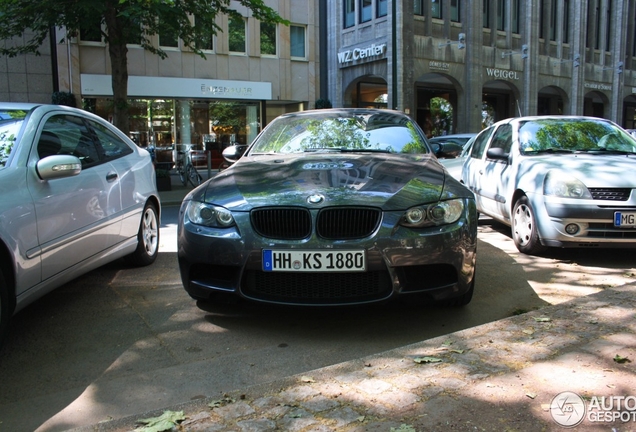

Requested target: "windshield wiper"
[
  {"left": 337, "top": 148, "right": 393, "bottom": 153},
  {"left": 525, "top": 148, "right": 575, "bottom": 154},
  {"left": 589, "top": 148, "right": 636, "bottom": 155}
]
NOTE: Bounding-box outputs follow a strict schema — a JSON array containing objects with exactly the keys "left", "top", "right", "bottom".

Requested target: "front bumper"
[
  {"left": 177, "top": 201, "right": 478, "bottom": 306},
  {"left": 541, "top": 196, "right": 636, "bottom": 248}
]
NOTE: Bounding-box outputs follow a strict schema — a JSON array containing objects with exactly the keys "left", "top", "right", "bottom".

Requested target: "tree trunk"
[{"left": 104, "top": 3, "right": 130, "bottom": 135}]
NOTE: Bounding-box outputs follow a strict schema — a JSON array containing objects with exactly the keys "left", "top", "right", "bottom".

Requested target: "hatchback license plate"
[
  {"left": 614, "top": 212, "right": 636, "bottom": 228},
  {"left": 263, "top": 250, "right": 366, "bottom": 272}
]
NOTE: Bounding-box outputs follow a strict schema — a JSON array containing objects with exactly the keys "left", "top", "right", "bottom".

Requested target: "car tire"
[
  {"left": 512, "top": 196, "right": 546, "bottom": 255},
  {"left": 0, "top": 270, "right": 11, "bottom": 349},
  {"left": 126, "top": 201, "right": 159, "bottom": 267},
  {"left": 446, "top": 274, "right": 475, "bottom": 307}
]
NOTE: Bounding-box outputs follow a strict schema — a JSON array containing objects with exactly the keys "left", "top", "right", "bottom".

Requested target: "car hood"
[
  {"left": 200, "top": 153, "right": 452, "bottom": 211},
  {"left": 519, "top": 154, "right": 636, "bottom": 188}
]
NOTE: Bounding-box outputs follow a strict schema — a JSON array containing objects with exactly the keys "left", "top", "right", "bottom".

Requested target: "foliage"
[
  {"left": 429, "top": 97, "right": 452, "bottom": 136},
  {"left": 135, "top": 410, "right": 186, "bottom": 432},
  {"left": 209, "top": 101, "right": 244, "bottom": 135},
  {"left": 52, "top": 91, "right": 77, "bottom": 107},
  {"left": 0, "top": 0, "right": 288, "bottom": 134},
  {"left": 315, "top": 98, "right": 333, "bottom": 109}
]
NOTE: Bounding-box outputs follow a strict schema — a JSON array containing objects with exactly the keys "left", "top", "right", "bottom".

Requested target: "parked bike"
[{"left": 175, "top": 149, "right": 202, "bottom": 187}]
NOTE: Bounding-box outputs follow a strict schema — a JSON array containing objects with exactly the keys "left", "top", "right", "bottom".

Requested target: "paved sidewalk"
[{"left": 74, "top": 282, "right": 636, "bottom": 432}]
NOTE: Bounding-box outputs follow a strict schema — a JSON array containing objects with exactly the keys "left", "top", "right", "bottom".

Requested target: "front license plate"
[
  {"left": 614, "top": 212, "right": 636, "bottom": 228},
  {"left": 262, "top": 250, "right": 366, "bottom": 272}
]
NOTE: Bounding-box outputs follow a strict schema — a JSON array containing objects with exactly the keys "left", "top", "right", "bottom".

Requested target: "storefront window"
[{"left": 87, "top": 98, "right": 261, "bottom": 156}]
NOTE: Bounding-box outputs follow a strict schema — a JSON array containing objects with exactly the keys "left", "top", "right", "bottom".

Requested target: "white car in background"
[
  {"left": 0, "top": 103, "right": 160, "bottom": 347},
  {"left": 462, "top": 115, "right": 636, "bottom": 254}
]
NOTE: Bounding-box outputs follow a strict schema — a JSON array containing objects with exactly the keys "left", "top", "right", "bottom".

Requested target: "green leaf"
[
  {"left": 390, "top": 425, "right": 417, "bottom": 432},
  {"left": 413, "top": 356, "right": 443, "bottom": 364},
  {"left": 533, "top": 316, "right": 551, "bottom": 322},
  {"left": 135, "top": 410, "right": 186, "bottom": 432},
  {"left": 614, "top": 354, "right": 631, "bottom": 364}
]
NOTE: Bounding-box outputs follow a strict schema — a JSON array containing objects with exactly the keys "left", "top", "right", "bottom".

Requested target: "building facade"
[
  {"left": 52, "top": 1, "right": 319, "bottom": 156},
  {"left": 0, "top": 30, "right": 55, "bottom": 103},
  {"left": 325, "top": 0, "right": 636, "bottom": 136}
]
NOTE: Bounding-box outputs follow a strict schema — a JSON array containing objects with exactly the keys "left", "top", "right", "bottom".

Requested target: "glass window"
[
  {"left": 414, "top": 0, "right": 423, "bottom": 16},
  {"left": 488, "top": 124, "right": 513, "bottom": 154},
  {"left": 290, "top": 25, "right": 306, "bottom": 59},
  {"left": 432, "top": 0, "right": 442, "bottom": 19},
  {"left": 0, "top": 110, "right": 26, "bottom": 168},
  {"left": 483, "top": 0, "right": 490, "bottom": 28},
  {"left": 562, "top": 0, "right": 569, "bottom": 43},
  {"left": 512, "top": 0, "right": 520, "bottom": 34},
  {"left": 89, "top": 120, "right": 134, "bottom": 162},
  {"left": 360, "top": 0, "right": 372, "bottom": 22},
  {"left": 345, "top": 0, "right": 356, "bottom": 28},
  {"left": 159, "top": 29, "right": 179, "bottom": 48},
  {"left": 377, "top": 0, "right": 388, "bottom": 17},
  {"left": 126, "top": 19, "right": 143, "bottom": 45},
  {"left": 43, "top": 115, "right": 101, "bottom": 168},
  {"left": 497, "top": 0, "right": 505, "bottom": 31},
  {"left": 470, "top": 127, "right": 495, "bottom": 159},
  {"left": 451, "top": 0, "right": 460, "bottom": 22},
  {"left": 195, "top": 16, "right": 214, "bottom": 51},
  {"left": 80, "top": 18, "right": 102, "bottom": 43},
  {"left": 260, "top": 22, "right": 277, "bottom": 56},
  {"left": 229, "top": 15, "right": 246, "bottom": 53}
]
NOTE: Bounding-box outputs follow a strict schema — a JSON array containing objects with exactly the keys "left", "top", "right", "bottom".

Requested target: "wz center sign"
[{"left": 337, "top": 43, "right": 387, "bottom": 67}]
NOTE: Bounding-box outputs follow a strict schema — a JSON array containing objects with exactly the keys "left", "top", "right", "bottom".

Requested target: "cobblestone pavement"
[{"left": 74, "top": 282, "right": 636, "bottom": 432}]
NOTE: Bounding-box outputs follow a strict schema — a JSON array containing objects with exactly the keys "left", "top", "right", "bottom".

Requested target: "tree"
[{"left": 0, "top": 0, "right": 288, "bottom": 135}]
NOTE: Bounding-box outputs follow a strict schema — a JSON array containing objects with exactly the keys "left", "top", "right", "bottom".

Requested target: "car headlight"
[
  {"left": 543, "top": 171, "right": 592, "bottom": 199},
  {"left": 400, "top": 199, "right": 465, "bottom": 228},
  {"left": 185, "top": 201, "right": 235, "bottom": 227}
]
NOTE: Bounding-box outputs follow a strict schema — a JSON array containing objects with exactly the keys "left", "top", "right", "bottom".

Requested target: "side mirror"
[
  {"left": 222, "top": 144, "right": 248, "bottom": 163},
  {"left": 36, "top": 155, "right": 82, "bottom": 180},
  {"left": 486, "top": 147, "right": 509, "bottom": 160},
  {"left": 433, "top": 142, "right": 464, "bottom": 159}
]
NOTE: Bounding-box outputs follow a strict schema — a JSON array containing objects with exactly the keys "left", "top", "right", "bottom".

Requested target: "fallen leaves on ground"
[{"left": 134, "top": 410, "right": 186, "bottom": 432}]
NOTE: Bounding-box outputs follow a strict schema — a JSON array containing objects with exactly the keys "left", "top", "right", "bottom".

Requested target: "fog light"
[{"left": 565, "top": 223, "right": 580, "bottom": 235}]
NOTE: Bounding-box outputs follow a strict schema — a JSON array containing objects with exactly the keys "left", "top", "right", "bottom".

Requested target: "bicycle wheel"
[
  {"left": 178, "top": 164, "right": 187, "bottom": 186},
  {"left": 187, "top": 164, "right": 203, "bottom": 187}
]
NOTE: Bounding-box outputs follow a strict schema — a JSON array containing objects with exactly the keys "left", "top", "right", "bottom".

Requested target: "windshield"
[
  {"left": 249, "top": 111, "right": 430, "bottom": 155},
  {"left": 519, "top": 118, "right": 636, "bottom": 155},
  {"left": 0, "top": 109, "right": 28, "bottom": 168}
]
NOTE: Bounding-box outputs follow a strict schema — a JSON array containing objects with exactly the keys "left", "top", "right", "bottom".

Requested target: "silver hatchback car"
[{"left": 0, "top": 103, "right": 160, "bottom": 346}]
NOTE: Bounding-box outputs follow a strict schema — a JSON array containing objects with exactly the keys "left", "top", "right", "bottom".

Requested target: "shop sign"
[
  {"left": 81, "top": 74, "right": 272, "bottom": 100},
  {"left": 337, "top": 43, "right": 387, "bottom": 66},
  {"left": 485, "top": 68, "right": 521, "bottom": 80},
  {"left": 585, "top": 82, "right": 612, "bottom": 91},
  {"left": 429, "top": 61, "right": 450, "bottom": 71}
]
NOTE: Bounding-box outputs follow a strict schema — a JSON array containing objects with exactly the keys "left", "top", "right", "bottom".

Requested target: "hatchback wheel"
[
  {"left": 126, "top": 202, "right": 159, "bottom": 266},
  {"left": 512, "top": 196, "right": 546, "bottom": 255}
]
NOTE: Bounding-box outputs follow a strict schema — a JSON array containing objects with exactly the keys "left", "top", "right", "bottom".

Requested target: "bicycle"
[{"left": 175, "top": 150, "right": 203, "bottom": 187}]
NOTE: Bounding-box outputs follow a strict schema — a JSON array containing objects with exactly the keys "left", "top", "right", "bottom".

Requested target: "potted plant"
[{"left": 155, "top": 168, "right": 172, "bottom": 191}]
